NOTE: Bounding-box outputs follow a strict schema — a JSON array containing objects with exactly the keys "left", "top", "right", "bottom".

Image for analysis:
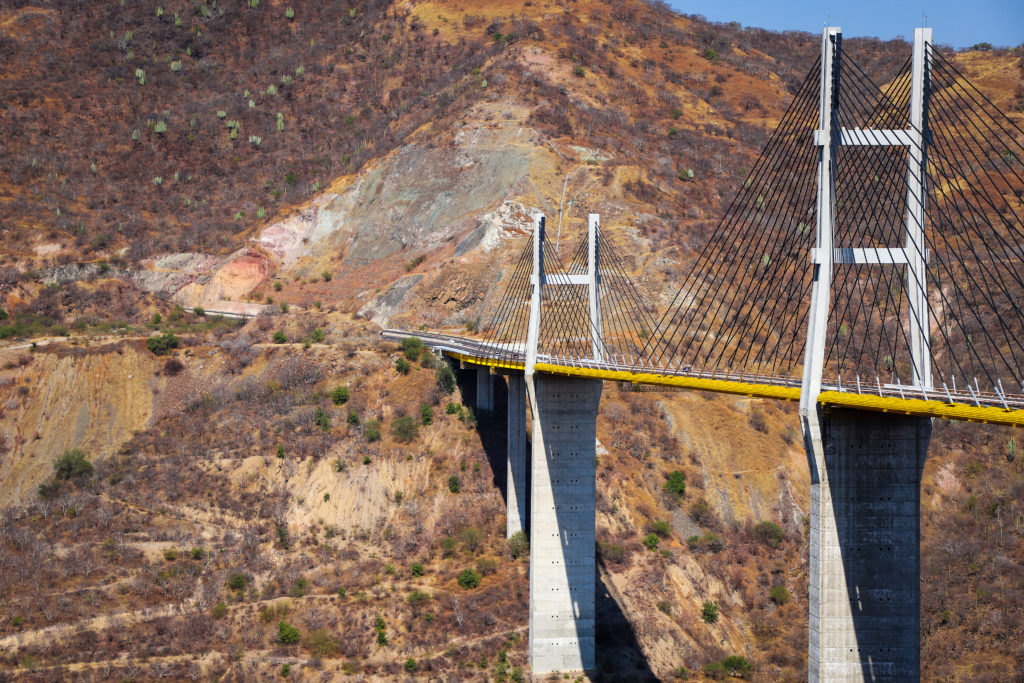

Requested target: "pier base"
[{"left": 804, "top": 407, "right": 930, "bottom": 682}]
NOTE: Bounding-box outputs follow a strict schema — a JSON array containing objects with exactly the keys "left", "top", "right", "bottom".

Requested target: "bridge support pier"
[
  {"left": 476, "top": 367, "right": 494, "bottom": 412},
  {"left": 526, "top": 374, "right": 602, "bottom": 674},
  {"left": 805, "top": 407, "right": 930, "bottom": 682},
  {"left": 506, "top": 373, "right": 528, "bottom": 538}
]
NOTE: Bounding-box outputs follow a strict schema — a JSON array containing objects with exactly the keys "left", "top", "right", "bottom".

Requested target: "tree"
[
  {"left": 314, "top": 408, "right": 331, "bottom": 432},
  {"left": 436, "top": 362, "right": 456, "bottom": 393},
  {"left": 278, "top": 620, "right": 300, "bottom": 644},
  {"left": 701, "top": 600, "right": 719, "bottom": 624},
  {"left": 770, "top": 584, "right": 790, "bottom": 605},
  {"left": 400, "top": 337, "right": 424, "bottom": 360},
  {"left": 364, "top": 419, "right": 381, "bottom": 442},
  {"left": 146, "top": 332, "right": 179, "bottom": 355},
  {"left": 54, "top": 449, "right": 93, "bottom": 480},
  {"left": 722, "top": 655, "right": 753, "bottom": 679},
  {"left": 753, "top": 520, "right": 784, "bottom": 549},
  {"left": 391, "top": 416, "right": 419, "bottom": 443},
  {"left": 457, "top": 568, "right": 481, "bottom": 589},
  {"left": 395, "top": 357, "right": 411, "bottom": 375},
  {"left": 651, "top": 520, "right": 672, "bottom": 538},
  {"left": 664, "top": 470, "right": 686, "bottom": 498},
  {"left": 508, "top": 531, "right": 529, "bottom": 559}
]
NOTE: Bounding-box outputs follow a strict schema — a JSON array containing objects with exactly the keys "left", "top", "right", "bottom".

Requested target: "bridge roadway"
[{"left": 382, "top": 329, "right": 1024, "bottom": 428}]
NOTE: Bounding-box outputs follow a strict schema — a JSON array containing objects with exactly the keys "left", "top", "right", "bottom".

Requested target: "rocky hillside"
[{"left": 1, "top": 0, "right": 1023, "bottom": 680}]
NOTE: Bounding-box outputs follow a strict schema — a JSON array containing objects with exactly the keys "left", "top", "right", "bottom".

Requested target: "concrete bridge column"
[
  {"left": 507, "top": 373, "right": 527, "bottom": 538},
  {"left": 805, "top": 407, "right": 930, "bottom": 682},
  {"left": 476, "top": 367, "right": 494, "bottom": 412},
  {"left": 526, "top": 374, "right": 602, "bottom": 674}
]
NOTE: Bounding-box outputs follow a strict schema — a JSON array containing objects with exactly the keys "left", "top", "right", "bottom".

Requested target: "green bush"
[
  {"left": 321, "top": 270, "right": 332, "bottom": 282},
  {"left": 314, "top": 408, "right": 331, "bottom": 432},
  {"left": 54, "top": 449, "right": 93, "bottom": 480},
  {"left": 689, "top": 498, "right": 715, "bottom": 526},
  {"left": 722, "top": 655, "right": 753, "bottom": 679},
  {"left": 193, "top": 306, "right": 205, "bottom": 317},
  {"left": 508, "top": 530, "right": 529, "bottom": 559},
  {"left": 146, "top": 332, "right": 180, "bottom": 355},
  {"left": 405, "top": 658, "right": 418, "bottom": 673},
  {"left": 664, "top": 470, "right": 686, "bottom": 498},
  {"left": 770, "top": 584, "right": 790, "bottom": 606},
  {"left": 400, "top": 337, "right": 424, "bottom": 360},
  {"left": 407, "top": 590, "right": 430, "bottom": 607},
  {"left": 643, "top": 533, "right": 660, "bottom": 551},
  {"left": 280, "top": 663, "right": 290, "bottom": 677},
  {"left": 411, "top": 562, "right": 424, "bottom": 577},
  {"left": 304, "top": 628, "right": 339, "bottom": 656},
  {"left": 436, "top": 362, "right": 456, "bottom": 393},
  {"left": 446, "top": 401, "right": 462, "bottom": 415},
  {"left": 597, "top": 541, "right": 627, "bottom": 564},
  {"left": 441, "top": 536, "right": 458, "bottom": 557},
  {"left": 688, "top": 532, "right": 724, "bottom": 553},
  {"left": 703, "top": 661, "right": 726, "bottom": 680},
  {"left": 651, "top": 520, "right": 672, "bottom": 538},
  {"left": 278, "top": 620, "right": 300, "bottom": 644},
  {"left": 211, "top": 601, "right": 227, "bottom": 619},
  {"left": 703, "top": 47, "right": 718, "bottom": 61},
  {"left": 391, "top": 416, "right": 419, "bottom": 443},
  {"left": 347, "top": 409, "right": 359, "bottom": 425},
  {"left": 420, "top": 403, "right": 433, "bottom": 425},
  {"left": 364, "top": 418, "right": 381, "bottom": 442},
  {"left": 227, "top": 573, "right": 248, "bottom": 591},
  {"left": 272, "top": 331, "right": 287, "bottom": 344},
  {"left": 457, "top": 568, "right": 481, "bottom": 589},
  {"left": 395, "top": 357, "right": 411, "bottom": 375},
  {"left": 459, "top": 527, "right": 483, "bottom": 553},
  {"left": 374, "top": 615, "right": 388, "bottom": 646},
  {"left": 701, "top": 600, "right": 719, "bottom": 624},
  {"left": 754, "top": 520, "right": 784, "bottom": 548},
  {"left": 419, "top": 347, "right": 435, "bottom": 368},
  {"left": 447, "top": 475, "right": 461, "bottom": 493},
  {"left": 311, "top": 328, "right": 325, "bottom": 342},
  {"left": 332, "top": 386, "right": 350, "bottom": 405}
]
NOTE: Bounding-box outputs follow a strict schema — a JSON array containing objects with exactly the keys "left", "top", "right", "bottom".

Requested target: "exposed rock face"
[{"left": 0, "top": 343, "right": 158, "bottom": 507}]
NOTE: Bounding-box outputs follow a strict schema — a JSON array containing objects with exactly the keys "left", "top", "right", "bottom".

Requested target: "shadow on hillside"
[
  {"left": 595, "top": 566, "right": 658, "bottom": 681},
  {"left": 454, "top": 367, "right": 510, "bottom": 507}
]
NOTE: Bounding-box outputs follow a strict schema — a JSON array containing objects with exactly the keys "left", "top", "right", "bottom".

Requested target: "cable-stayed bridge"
[{"left": 384, "top": 26, "right": 1024, "bottom": 681}]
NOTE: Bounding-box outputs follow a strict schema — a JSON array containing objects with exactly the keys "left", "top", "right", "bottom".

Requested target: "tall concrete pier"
[
  {"left": 526, "top": 374, "right": 602, "bottom": 673},
  {"left": 476, "top": 367, "right": 494, "bottom": 412},
  {"left": 506, "top": 373, "right": 528, "bottom": 538},
  {"left": 805, "top": 408, "right": 930, "bottom": 680}
]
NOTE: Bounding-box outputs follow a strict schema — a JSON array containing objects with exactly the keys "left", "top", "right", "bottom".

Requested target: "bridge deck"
[{"left": 384, "top": 331, "right": 1024, "bottom": 428}]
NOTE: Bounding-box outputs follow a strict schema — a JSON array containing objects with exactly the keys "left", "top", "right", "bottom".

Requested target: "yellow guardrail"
[
  {"left": 818, "top": 391, "right": 1024, "bottom": 427},
  {"left": 447, "top": 351, "right": 526, "bottom": 372},
  {"left": 447, "top": 352, "right": 1024, "bottom": 428},
  {"left": 533, "top": 362, "right": 802, "bottom": 401}
]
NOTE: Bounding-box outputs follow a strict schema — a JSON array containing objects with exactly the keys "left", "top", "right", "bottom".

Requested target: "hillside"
[{"left": 0, "top": 0, "right": 1023, "bottom": 681}]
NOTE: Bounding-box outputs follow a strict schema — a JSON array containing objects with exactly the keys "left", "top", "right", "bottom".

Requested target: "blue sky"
[{"left": 665, "top": 0, "right": 1024, "bottom": 49}]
